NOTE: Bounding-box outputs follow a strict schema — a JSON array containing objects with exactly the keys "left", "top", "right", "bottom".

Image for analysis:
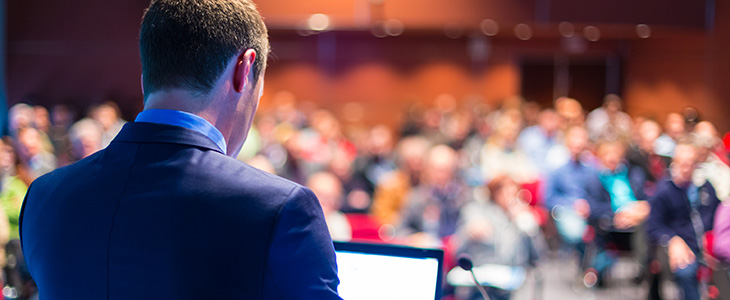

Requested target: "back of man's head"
[{"left": 139, "top": 0, "right": 269, "bottom": 98}]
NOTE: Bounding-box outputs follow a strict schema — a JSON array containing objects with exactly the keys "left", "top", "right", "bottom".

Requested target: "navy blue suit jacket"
[
  {"left": 647, "top": 179, "right": 719, "bottom": 253},
  {"left": 20, "top": 122, "right": 341, "bottom": 299}
]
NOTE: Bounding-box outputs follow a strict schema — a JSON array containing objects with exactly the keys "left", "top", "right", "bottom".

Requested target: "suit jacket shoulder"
[{"left": 20, "top": 122, "right": 340, "bottom": 300}]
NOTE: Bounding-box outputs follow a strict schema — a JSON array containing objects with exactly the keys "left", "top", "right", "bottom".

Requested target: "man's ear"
[
  {"left": 140, "top": 74, "right": 145, "bottom": 95},
  {"left": 233, "top": 49, "right": 257, "bottom": 93}
]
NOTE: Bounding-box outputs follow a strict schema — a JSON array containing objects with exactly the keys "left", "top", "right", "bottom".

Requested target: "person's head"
[
  {"left": 17, "top": 127, "right": 43, "bottom": 161},
  {"left": 555, "top": 97, "right": 585, "bottom": 127},
  {"left": 328, "top": 147, "right": 355, "bottom": 180},
  {"left": 0, "top": 138, "right": 16, "bottom": 175},
  {"left": 603, "top": 94, "right": 623, "bottom": 114},
  {"left": 537, "top": 109, "right": 562, "bottom": 135},
  {"left": 8, "top": 103, "right": 35, "bottom": 135},
  {"left": 694, "top": 121, "right": 718, "bottom": 140},
  {"left": 671, "top": 137, "right": 699, "bottom": 185},
  {"left": 140, "top": 0, "right": 270, "bottom": 157},
  {"left": 140, "top": 0, "right": 269, "bottom": 96},
  {"left": 33, "top": 106, "right": 50, "bottom": 133},
  {"left": 91, "top": 102, "right": 122, "bottom": 131},
  {"left": 637, "top": 119, "right": 662, "bottom": 153},
  {"left": 307, "top": 172, "right": 344, "bottom": 216},
  {"left": 565, "top": 126, "right": 589, "bottom": 158},
  {"left": 51, "top": 104, "right": 74, "bottom": 128},
  {"left": 596, "top": 139, "right": 626, "bottom": 172},
  {"left": 664, "top": 112, "right": 686, "bottom": 139},
  {"left": 423, "top": 144, "right": 457, "bottom": 187},
  {"left": 310, "top": 109, "right": 341, "bottom": 141},
  {"left": 395, "top": 136, "right": 431, "bottom": 175},
  {"left": 69, "top": 118, "right": 104, "bottom": 160},
  {"left": 693, "top": 121, "right": 719, "bottom": 161},
  {"left": 368, "top": 125, "right": 394, "bottom": 156},
  {"left": 493, "top": 109, "right": 523, "bottom": 146},
  {"left": 487, "top": 175, "right": 519, "bottom": 210}
]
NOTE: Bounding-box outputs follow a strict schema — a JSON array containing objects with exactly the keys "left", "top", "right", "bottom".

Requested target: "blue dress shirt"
[
  {"left": 545, "top": 159, "right": 596, "bottom": 210},
  {"left": 135, "top": 109, "right": 227, "bottom": 155}
]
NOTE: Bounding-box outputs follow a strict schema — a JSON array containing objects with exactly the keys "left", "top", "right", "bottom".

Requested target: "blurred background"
[{"left": 3, "top": 0, "right": 729, "bottom": 132}]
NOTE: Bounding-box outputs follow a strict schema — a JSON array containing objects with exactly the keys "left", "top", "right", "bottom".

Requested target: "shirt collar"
[{"left": 135, "top": 109, "right": 227, "bottom": 155}]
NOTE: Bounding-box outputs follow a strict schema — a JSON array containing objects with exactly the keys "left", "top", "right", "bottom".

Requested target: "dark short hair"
[{"left": 140, "top": 0, "right": 269, "bottom": 97}]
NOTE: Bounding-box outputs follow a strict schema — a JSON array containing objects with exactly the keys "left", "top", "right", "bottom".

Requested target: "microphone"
[{"left": 457, "top": 254, "right": 491, "bottom": 300}]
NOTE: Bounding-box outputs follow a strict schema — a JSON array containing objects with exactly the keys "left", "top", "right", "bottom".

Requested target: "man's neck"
[{"left": 143, "top": 89, "right": 232, "bottom": 149}]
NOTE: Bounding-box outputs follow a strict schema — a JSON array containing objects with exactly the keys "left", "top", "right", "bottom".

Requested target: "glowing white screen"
[{"left": 335, "top": 251, "right": 440, "bottom": 300}]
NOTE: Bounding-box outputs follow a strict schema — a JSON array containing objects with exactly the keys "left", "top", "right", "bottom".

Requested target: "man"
[
  {"left": 517, "top": 109, "right": 563, "bottom": 174},
  {"left": 626, "top": 119, "right": 670, "bottom": 198},
  {"left": 647, "top": 138, "right": 720, "bottom": 300},
  {"left": 586, "top": 140, "right": 650, "bottom": 286},
  {"left": 307, "top": 172, "right": 352, "bottom": 242},
  {"left": 692, "top": 121, "right": 730, "bottom": 202},
  {"left": 585, "top": 94, "right": 633, "bottom": 142},
  {"left": 401, "top": 144, "right": 466, "bottom": 247},
  {"left": 544, "top": 126, "right": 596, "bottom": 258},
  {"left": 654, "top": 112, "right": 686, "bottom": 158},
  {"left": 20, "top": 1, "right": 341, "bottom": 299}
]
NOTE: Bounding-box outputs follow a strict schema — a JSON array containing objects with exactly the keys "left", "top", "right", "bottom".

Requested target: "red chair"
[{"left": 345, "top": 213, "right": 385, "bottom": 242}]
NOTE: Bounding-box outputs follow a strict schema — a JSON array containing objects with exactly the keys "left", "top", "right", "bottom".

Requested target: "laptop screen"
[{"left": 333, "top": 241, "right": 444, "bottom": 300}]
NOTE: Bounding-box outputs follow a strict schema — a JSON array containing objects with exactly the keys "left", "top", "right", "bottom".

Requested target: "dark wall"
[
  {"left": 6, "top": 0, "right": 728, "bottom": 132},
  {"left": 6, "top": 0, "right": 148, "bottom": 120}
]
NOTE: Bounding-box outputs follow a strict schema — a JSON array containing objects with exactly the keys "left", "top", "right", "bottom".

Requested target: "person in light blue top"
[
  {"left": 545, "top": 126, "right": 601, "bottom": 269},
  {"left": 517, "top": 109, "right": 563, "bottom": 175},
  {"left": 589, "top": 140, "right": 650, "bottom": 229},
  {"left": 585, "top": 139, "right": 651, "bottom": 287}
]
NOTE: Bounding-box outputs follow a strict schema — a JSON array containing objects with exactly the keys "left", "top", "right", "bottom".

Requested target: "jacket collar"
[{"left": 111, "top": 122, "right": 226, "bottom": 155}]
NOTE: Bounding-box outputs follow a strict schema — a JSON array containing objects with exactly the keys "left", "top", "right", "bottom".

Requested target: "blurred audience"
[{"left": 3, "top": 93, "right": 730, "bottom": 300}]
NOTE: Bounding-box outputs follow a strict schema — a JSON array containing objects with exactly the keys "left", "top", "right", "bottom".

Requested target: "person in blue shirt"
[
  {"left": 545, "top": 126, "right": 600, "bottom": 268},
  {"left": 517, "top": 109, "right": 563, "bottom": 175}
]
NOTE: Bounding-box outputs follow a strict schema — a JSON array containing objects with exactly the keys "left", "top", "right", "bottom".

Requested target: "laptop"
[{"left": 333, "top": 241, "right": 444, "bottom": 300}]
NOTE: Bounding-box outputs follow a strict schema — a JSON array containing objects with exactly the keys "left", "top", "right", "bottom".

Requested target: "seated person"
[
  {"left": 692, "top": 121, "right": 730, "bottom": 202},
  {"left": 626, "top": 118, "right": 670, "bottom": 198},
  {"left": 399, "top": 145, "right": 467, "bottom": 247},
  {"left": 648, "top": 139, "right": 720, "bottom": 300},
  {"left": 545, "top": 126, "right": 596, "bottom": 264},
  {"left": 453, "top": 175, "right": 539, "bottom": 300},
  {"left": 481, "top": 109, "right": 539, "bottom": 184},
  {"left": 307, "top": 172, "right": 352, "bottom": 242},
  {"left": 587, "top": 140, "right": 651, "bottom": 285}
]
